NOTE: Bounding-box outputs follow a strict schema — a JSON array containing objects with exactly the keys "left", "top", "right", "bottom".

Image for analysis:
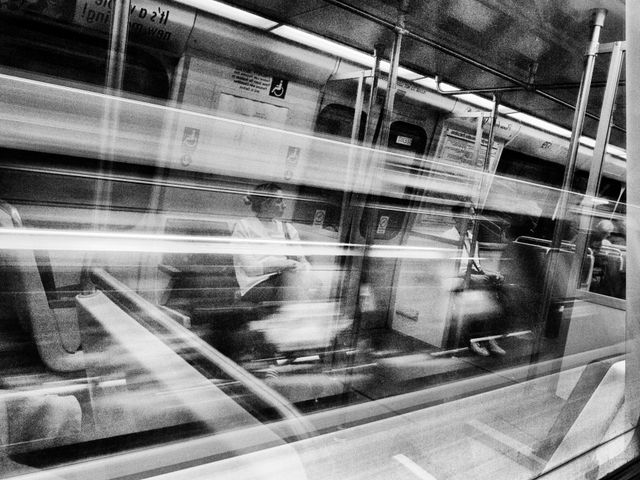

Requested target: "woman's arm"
[{"left": 232, "top": 220, "right": 297, "bottom": 276}]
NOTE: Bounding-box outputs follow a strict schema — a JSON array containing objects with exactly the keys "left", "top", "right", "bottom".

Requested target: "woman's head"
[{"left": 244, "top": 183, "right": 286, "bottom": 219}]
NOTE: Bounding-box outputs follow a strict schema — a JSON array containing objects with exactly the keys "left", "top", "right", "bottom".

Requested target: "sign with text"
[
  {"left": 428, "top": 121, "right": 504, "bottom": 209},
  {"left": 73, "top": 0, "right": 194, "bottom": 53},
  {"left": 231, "top": 69, "right": 289, "bottom": 100}
]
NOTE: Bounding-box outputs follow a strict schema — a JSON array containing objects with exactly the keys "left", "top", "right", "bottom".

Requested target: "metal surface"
[
  {"left": 94, "top": 0, "right": 132, "bottom": 232},
  {"left": 549, "top": 9, "right": 608, "bottom": 254},
  {"left": 570, "top": 41, "right": 625, "bottom": 293},
  {"left": 104, "top": 0, "right": 131, "bottom": 92},
  {"left": 533, "top": 9, "right": 607, "bottom": 370},
  {"left": 364, "top": 44, "right": 383, "bottom": 147},
  {"left": 376, "top": 0, "right": 407, "bottom": 150},
  {"left": 226, "top": 0, "right": 626, "bottom": 147}
]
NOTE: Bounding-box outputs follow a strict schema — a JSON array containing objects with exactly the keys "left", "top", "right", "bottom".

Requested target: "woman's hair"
[{"left": 244, "top": 182, "right": 282, "bottom": 214}]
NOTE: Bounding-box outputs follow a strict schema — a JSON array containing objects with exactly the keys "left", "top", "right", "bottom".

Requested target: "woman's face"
[{"left": 258, "top": 190, "right": 285, "bottom": 219}]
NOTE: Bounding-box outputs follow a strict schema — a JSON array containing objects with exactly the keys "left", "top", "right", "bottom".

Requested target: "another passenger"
[
  {"left": 444, "top": 203, "right": 506, "bottom": 357},
  {"left": 589, "top": 219, "right": 622, "bottom": 297},
  {"left": 591, "top": 219, "right": 614, "bottom": 250},
  {"left": 232, "top": 182, "right": 315, "bottom": 304}
]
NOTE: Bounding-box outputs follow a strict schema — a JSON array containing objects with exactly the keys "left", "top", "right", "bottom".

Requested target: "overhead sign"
[{"left": 435, "top": 127, "right": 502, "bottom": 170}]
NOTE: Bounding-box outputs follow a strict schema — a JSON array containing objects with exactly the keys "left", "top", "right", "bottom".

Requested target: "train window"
[
  {"left": 359, "top": 121, "right": 428, "bottom": 240},
  {"left": 292, "top": 103, "right": 369, "bottom": 234},
  {"left": 315, "top": 103, "right": 368, "bottom": 141},
  {"left": 0, "top": 0, "right": 636, "bottom": 479},
  {"left": 0, "top": 10, "right": 170, "bottom": 98}
]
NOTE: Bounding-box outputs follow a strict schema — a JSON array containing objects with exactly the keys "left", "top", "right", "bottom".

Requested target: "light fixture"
[
  {"left": 271, "top": 25, "right": 373, "bottom": 67},
  {"left": 174, "top": 0, "right": 626, "bottom": 162},
  {"left": 173, "top": 0, "right": 278, "bottom": 29}
]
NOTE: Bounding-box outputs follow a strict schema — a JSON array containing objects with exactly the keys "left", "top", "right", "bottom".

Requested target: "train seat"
[
  {"left": 500, "top": 240, "right": 585, "bottom": 335},
  {"left": 0, "top": 200, "right": 83, "bottom": 374},
  {"left": 590, "top": 247, "right": 625, "bottom": 297},
  {"left": 2, "top": 392, "right": 81, "bottom": 452},
  {"left": 158, "top": 218, "right": 246, "bottom": 317}
]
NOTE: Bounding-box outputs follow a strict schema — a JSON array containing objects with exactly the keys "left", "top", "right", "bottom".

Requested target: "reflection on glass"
[{"left": 0, "top": 1, "right": 634, "bottom": 479}]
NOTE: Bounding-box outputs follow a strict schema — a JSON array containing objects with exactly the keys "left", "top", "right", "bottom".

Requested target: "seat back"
[
  {"left": 159, "top": 218, "right": 240, "bottom": 313},
  {"left": 0, "top": 201, "right": 83, "bottom": 372},
  {"left": 591, "top": 247, "right": 625, "bottom": 297}
]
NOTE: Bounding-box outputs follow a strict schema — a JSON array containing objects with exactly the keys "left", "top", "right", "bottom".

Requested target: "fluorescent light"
[
  {"left": 272, "top": 26, "right": 373, "bottom": 67},
  {"left": 174, "top": 0, "right": 278, "bottom": 29},
  {"left": 607, "top": 145, "right": 627, "bottom": 159},
  {"left": 174, "top": 2, "right": 627, "bottom": 162},
  {"left": 456, "top": 93, "right": 495, "bottom": 110},
  {"left": 396, "top": 67, "right": 423, "bottom": 81},
  {"left": 378, "top": 62, "right": 423, "bottom": 81},
  {"left": 507, "top": 111, "right": 571, "bottom": 138},
  {"left": 436, "top": 81, "right": 461, "bottom": 93},
  {"left": 415, "top": 77, "right": 438, "bottom": 90}
]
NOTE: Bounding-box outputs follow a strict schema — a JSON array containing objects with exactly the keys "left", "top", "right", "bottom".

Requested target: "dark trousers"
[
  {"left": 456, "top": 274, "right": 505, "bottom": 345},
  {"left": 241, "top": 273, "right": 285, "bottom": 304}
]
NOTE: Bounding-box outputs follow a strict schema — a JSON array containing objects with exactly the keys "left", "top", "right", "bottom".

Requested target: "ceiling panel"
[{"left": 225, "top": 0, "right": 626, "bottom": 147}]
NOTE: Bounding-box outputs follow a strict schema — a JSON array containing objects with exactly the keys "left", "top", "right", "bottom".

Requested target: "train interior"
[{"left": 0, "top": 1, "right": 634, "bottom": 479}]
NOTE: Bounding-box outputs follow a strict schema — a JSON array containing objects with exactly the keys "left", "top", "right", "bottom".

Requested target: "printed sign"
[
  {"left": 73, "top": 0, "right": 194, "bottom": 53},
  {"left": 313, "top": 209, "right": 326, "bottom": 228},
  {"left": 182, "top": 127, "right": 200, "bottom": 149},
  {"left": 437, "top": 127, "right": 501, "bottom": 169},
  {"left": 395, "top": 135, "right": 413, "bottom": 146},
  {"left": 430, "top": 122, "right": 504, "bottom": 209},
  {"left": 285, "top": 146, "right": 300, "bottom": 165},
  {"left": 230, "top": 69, "right": 289, "bottom": 100},
  {"left": 283, "top": 146, "right": 300, "bottom": 182},
  {"left": 179, "top": 127, "right": 199, "bottom": 166},
  {"left": 231, "top": 69, "right": 272, "bottom": 95},
  {"left": 376, "top": 215, "right": 390, "bottom": 234},
  {"left": 269, "top": 78, "right": 288, "bottom": 99}
]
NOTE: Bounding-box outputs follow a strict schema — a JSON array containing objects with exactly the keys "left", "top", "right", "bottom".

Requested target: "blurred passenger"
[
  {"left": 589, "top": 219, "right": 623, "bottom": 297},
  {"left": 232, "top": 182, "right": 316, "bottom": 304},
  {"left": 444, "top": 203, "right": 506, "bottom": 357},
  {"left": 591, "top": 219, "right": 614, "bottom": 250}
]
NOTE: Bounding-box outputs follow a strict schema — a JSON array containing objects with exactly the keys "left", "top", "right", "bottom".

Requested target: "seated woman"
[
  {"left": 232, "top": 182, "right": 314, "bottom": 305},
  {"left": 443, "top": 202, "right": 506, "bottom": 357}
]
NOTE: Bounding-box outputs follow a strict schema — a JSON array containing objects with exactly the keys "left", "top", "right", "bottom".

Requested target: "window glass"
[{"left": 0, "top": 1, "right": 634, "bottom": 479}]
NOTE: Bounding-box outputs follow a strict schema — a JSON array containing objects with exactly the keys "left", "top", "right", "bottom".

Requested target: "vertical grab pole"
[
  {"left": 340, "top": 0, "right": 409, "bottom": 368},
  {"left": 568, "top": 41, "right": 625, "bottom": 292},
  {"left": 350, "top": 72, "right": 365, "bottom": 145},
  {"left": 85, "top": 0, "right": 131, "bottom": 291},
  {"left": 534, "top": 8, "right": 606, "bottom": 362},
  {"left": 464, "top": 94, "right": 500, "bottom": 289},
  {"left": 105, "top": 0, "right": 130, "bottom": 93},
  {"left": 376, "top": 0, "right": 408, "bottom": 150},
  {"left": 362, "top": 44, "right": 384, "bottom": 147},
  {"left": 93, "top": 0, "right": 131, "bottom": 231}
]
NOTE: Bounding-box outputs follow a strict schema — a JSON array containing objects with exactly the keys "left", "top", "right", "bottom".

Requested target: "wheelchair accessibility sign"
[{"left": 269, "top": 77, "right": 288, "bottom": 99}]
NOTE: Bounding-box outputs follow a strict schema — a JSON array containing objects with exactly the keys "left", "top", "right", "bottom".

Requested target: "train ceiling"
[{"left": 225, "top": 0, "right": 626, "bottom": 149}]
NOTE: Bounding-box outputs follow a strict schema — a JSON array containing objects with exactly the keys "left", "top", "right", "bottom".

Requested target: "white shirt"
[{"left": 232, "top": 217, "right": 308, "bottom": 295}]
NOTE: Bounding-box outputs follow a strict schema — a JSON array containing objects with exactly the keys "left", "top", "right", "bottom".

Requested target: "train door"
[
  {"left": 390, "top": 112, "right": 509, "bottom": 351},
  {"left": 358, "top": 120, "right": 430, "bottom": 334}
]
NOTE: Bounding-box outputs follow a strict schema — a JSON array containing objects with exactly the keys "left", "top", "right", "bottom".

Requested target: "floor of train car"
[
  {"left": 238, "top": 322, "right": 567, "bottom": 414},
  {"left": 342, "top": 328, "right": 563, "bottom": 403}
]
